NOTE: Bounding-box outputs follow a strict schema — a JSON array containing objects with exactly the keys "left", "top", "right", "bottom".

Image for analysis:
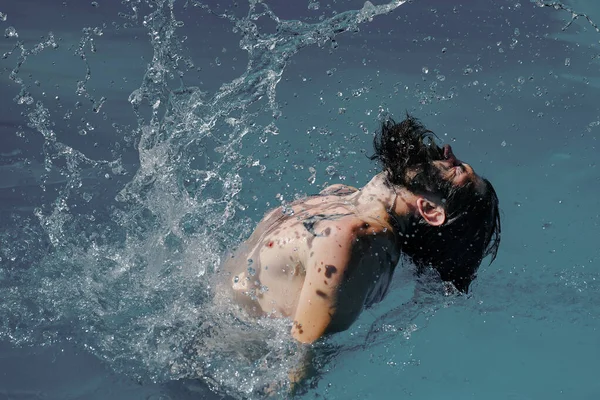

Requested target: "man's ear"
[{"left": 416, "top": 197, "right": 446, "bottom": 226}]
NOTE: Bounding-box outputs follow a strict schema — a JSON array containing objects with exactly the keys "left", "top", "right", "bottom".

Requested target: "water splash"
[
  {"left": 0, "top": 0, "right": 408, "bottom": 397},
  {"left": 532, "top": 0, "right": 600, "bottom": 32}
]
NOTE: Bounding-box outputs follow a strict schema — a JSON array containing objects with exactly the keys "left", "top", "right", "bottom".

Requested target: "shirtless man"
[{"left": 220, "top": 114, "right": 501, "bottom": 344}]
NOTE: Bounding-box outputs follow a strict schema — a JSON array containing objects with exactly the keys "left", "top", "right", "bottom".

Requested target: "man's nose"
[{"left": 443, "top": 144, "right": 462, "bottom": 166}]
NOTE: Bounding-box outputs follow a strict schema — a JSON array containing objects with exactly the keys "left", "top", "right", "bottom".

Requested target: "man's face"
[
  {"left": 402, "top": 142, "right": 482, "bottom": 195},
  {"left": 390, "top": 123, "right": 483, "bottom": 195}
]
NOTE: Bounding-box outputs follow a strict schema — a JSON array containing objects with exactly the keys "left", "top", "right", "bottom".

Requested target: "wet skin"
[
  {"left": 217, "top": 144, "right": 483, "bottom": 343},
  {"left": 218, "top": 184, "right": 399, "bottom": 343}
]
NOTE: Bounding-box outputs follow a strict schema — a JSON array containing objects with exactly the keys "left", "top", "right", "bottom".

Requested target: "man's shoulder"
[
  {"left": 323, "top": 215, "right": 394, "bottom": 244},
  {"left": 319, "top": 184, "right": 359, "bottom": 196}
]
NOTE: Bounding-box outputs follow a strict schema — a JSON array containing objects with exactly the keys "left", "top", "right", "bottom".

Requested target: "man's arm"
[{"left": 291, "top": 226, "right": 373, "bottom": 343}]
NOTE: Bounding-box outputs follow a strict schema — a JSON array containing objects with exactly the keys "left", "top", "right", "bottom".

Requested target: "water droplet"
[
  {"left": 91, "top": 1, "right": 99, "bottom": 7},
  {"left": 501, "top": 140, "right": 507, "bottom": 147},
  {"left": 542, "top": 222, "right": 552, "bottom": 230},
  {"left": 308, "top": 167, "right": 317, "bottom": 184},
  {"left": 15, "top": 94, "right": 34, "bottom": 105},
  {"left": 283, "top": 206, "right": 294, "bottom": 216},
  {"left": 247, "top": 258, "right": 253, "bottom": 266},
  {"left": 308, "top": 1, "right": 320, "bottom": 10},
  {"left": 517, "top": 76, "right": 525, "bottom": 84},
  {"left": 265, "top": 122, "right": 279, "bottom": 136},
  {"left": 4, "top": 26, "right": 18, "bottom": 38},
  {"left": 247, "top": 267, "right": 256, "bottom": 276},
  {"left": 0, "top": 12, "right": 7, "bottom": 22},
  {"left": 564, "top": 58, "right": 571, "bottom": 67},
  {"left": 422, "top": 66, "right": 429, "bottom": 74}
]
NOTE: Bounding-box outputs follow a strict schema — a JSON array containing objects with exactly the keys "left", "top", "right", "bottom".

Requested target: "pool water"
[{"left": 0, "top": 0, "right": 599, "bottom": 399}]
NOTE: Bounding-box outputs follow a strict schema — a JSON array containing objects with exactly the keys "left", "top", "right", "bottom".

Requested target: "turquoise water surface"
[{"left": 0, "top": 1, "right": 599, "bottom": 399}]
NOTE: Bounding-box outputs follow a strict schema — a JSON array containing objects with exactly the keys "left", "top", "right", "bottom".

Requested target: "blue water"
[{"left": 1, "top": 0, "right": 599, "bottom": 399}]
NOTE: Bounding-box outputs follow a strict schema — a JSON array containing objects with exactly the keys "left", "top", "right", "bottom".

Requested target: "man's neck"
[{"left": 348, "top": 173, "right": 417, "bottom": 227}]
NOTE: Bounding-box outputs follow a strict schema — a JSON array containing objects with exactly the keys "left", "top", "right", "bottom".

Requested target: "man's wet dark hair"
[{"left": 370, "top": 114, "right": 501, "bottom": 293}]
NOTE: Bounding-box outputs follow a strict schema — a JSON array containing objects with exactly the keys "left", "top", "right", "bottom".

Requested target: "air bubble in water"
[
  {"left": 0, "top": 12, "right": 7, "bottom": 22},
  {"left": 422, "top": 66, "right": 429, "bottom": 74},
  {"left": 517, "top": 76, "right": 525, "bottom": 84},
  {"left": 4, "top": 26, "right": 17, "bottom": 38},
  {"left": 308, "top": 1, "right": 320, "bottom": 10},
  {"left": 325, "top": 165, "right": 336, "bottom": 176},
  {"left": 564, "top": 58, "right": 571, "bottom": 67}
]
